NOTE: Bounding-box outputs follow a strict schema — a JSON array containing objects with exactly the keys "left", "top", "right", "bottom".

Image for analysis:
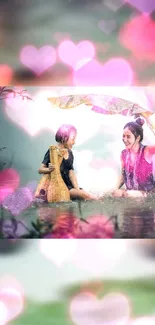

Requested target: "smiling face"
[
  {"left": 65, "top": 131, "right": 77, "bottom": 149},
  {"left": 122, "top": 127, "right": 140, "bottom": 150}
]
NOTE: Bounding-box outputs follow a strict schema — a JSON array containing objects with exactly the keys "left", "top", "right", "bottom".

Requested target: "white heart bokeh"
[
  {"left": 5, "top": 90, "right": 102, "bottom": 146},
  {"left": 1, "top": 240, "right": 155, "bottom": 302},
  {"left": 71, "top": 240, "right": 128, "bottom": 277},
  {"left": 40, "top": 239, "right": 78, "bottom": 267},
  {"left": 70, "top": 292, "right": 130, "bottom": 325}
]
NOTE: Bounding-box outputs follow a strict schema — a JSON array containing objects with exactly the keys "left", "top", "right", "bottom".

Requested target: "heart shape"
[
  {"left": 73, "top": 58, "right": 134, "bottom": 86},
  {"left": 104, "top": 0, "right": 124, "bottom": 12},
  {"left": 5, "top": 91, "right": 56, "bottom": 136},
  {"left": 124, "top": 0, "right": 155, "bottom": 14},
  {"left": 72, "top": 240, "right": 127, "bottom": 276},
  {"left": 20, "top": 45, "right": 57, "bottom": 75},
  {"left": 70, "top": 292, "right": 130, "bottom": 325},
  {"left": 40, "top": 239, "right": 78, "bottom": 266},
  {"left": 58, "top": 40, "right": 95, "bottom": 69},
  {"left": 98, "top": 20, "right": 116, "bottom": 35},
  {"left": 5, "top": 91, "right": 102, "bottom": 144}
]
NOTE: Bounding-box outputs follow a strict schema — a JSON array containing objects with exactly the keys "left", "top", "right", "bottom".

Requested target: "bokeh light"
[
  {"left": 0, "top": 65, "right": 13, "bottom": 86},
  {"left": 72, "top": 240, "right": 127, "bottom": 276},
  {"left": 76, "top": 162, "right": 118, "bottom": 194},
  {"left": 123, "top": 0, "right": 155, "bottom": 14},
  {"left": 40, "top": 239, "right": 78, "bottom": 266},
  {"left": 5, "top": 89, "right": 102, "bottom": 144},
  {"left": 73, "top": 58, "right": 134, "bottom": 86},
  {"left": 69, "top": 292, "right": 131, "bottom": 325},
  {"left": 119, "top": 15, "right": 155, "bottom": 62},
  {"left": 0, "top": 169, "right": 20, "bottom": 203},
  {"left": 20, "top": 45, "right": 57, "bottom": 75},
  {"left": 57, "top": 40, "right": 96, "bottom": 69}
]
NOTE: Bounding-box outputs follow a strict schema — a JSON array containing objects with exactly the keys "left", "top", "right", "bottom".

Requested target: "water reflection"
[
  {"left": 1, "top": 197, "right": 155, "bottom": 238},
  {"left": 121, "top": 207, "right": 155, "bottom": 238}
]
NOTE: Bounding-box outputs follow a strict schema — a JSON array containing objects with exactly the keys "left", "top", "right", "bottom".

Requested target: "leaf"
[
  {"left": 3, "top": 89, "right": 15, "bottom": 93},
  {"left": 26, "top": 96, "right": 33, "bottom": 101},
  {"left": 0, "top": 216, "right": 4, "bottom": 229},
  {"left": 0, "top": 147, "right": 6, "bottom": 151},
  {"left": 11, "top": 217, "right": 18, "bottom": 233},
  {"left": 0, "top": 87, "right": 33, "bottom": 101},
  {"left": 0, "top": 87, "right": 6, "bottom": 94},
  {"left": 80, "top": 218, "right": 89, "bottom": 224},
  {"left": 20, "top": 234, "right": 32, "bottom": 238},
  {"left": 31, "top": 221, "right": 40, "bottom": 232}
]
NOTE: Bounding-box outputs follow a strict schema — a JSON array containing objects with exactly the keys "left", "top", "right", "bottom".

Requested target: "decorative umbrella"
[
  {"left": 48, "top": 94, "right": 92, "bottom": 109},
  {"left": 47, "top": 93, "right": 155, "bottom": 135}
]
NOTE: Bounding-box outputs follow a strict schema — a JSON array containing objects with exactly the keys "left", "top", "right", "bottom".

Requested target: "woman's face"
[
  {"left": 122, "top": 127, "right": 139, "bottom": 150},
  {"left": 65, "top": 132, "right": 77, "bottom": 149}
]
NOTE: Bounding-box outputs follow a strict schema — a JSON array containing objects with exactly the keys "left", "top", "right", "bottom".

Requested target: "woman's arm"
[
  {"left": 38, "top": 149, "right": 55, "bottom": 174},
  {"left": 69, "top": 169, "right": 80, "bottom": 190},
  {"left": 114, "top": 152, "right": 125, "bottom": 190},
  {"left": 38, "top": 163, "right": 55, "bottom": 174},
  {"left": 38, "top": 163, "right": 50, "bottom": 174},
  {"left": 115, "top": 170, "right": 124, "bottom": 189},
  {"left": 111, "top": 153, "right": 125, "bottom": 196}
]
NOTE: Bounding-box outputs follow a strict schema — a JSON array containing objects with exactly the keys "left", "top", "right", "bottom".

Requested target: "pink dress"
[{"left": 121, "top": 144, "right": 155, "bottom": 192}]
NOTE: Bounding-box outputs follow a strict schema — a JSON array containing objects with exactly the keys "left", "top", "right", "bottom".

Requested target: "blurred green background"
[
  {"left": 11, "top": 278, "right": 155, "bottom": 324},
  {"left": 0, "top": 239, "right": 155, "bottom": 325}
]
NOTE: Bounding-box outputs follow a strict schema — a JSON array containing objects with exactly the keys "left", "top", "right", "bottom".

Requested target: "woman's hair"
[
  {"left": 55, "top": 124, "right": 77, "bottom": 144},
  {"left": 123, "top": 117, "right": 145, "bottom": 142}
]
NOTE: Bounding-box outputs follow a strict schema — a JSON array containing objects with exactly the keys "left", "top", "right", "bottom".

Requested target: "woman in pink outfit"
[{"left": 113, "top": 118, "right": 155, "bottom": 198}]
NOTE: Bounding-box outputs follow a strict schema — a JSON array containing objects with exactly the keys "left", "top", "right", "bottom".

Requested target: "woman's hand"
[
  {"left": 48, "top": 163, "right": 55, "bottom": 172},
  {"left": 124, "top": 190, "right": 147, "bottom": 198},
  {"left": 112, "top": 189, "right": 126, "bottom": 197}
]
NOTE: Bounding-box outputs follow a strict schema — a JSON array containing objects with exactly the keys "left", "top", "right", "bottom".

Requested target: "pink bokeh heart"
[
  {"left": 40, "top": 239, "right": 78, "bottom": 266},
  {"left": 73, "top": 58, "right": 134, "bottom": 86},
  {"left": 57, "top": 40, "right": 95, "bottom": 69},
  {"left": 20, "top": 45, "right": 57, "bottom": 75},
  {"left": 70, "top": 292, "right": 130, "bottom": 325},
  {"left": 124, "top": 0, "right": 155, "bottom": 14},
  {"left": 98, "top": 20, "right": 116, "bottom": 35}
]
